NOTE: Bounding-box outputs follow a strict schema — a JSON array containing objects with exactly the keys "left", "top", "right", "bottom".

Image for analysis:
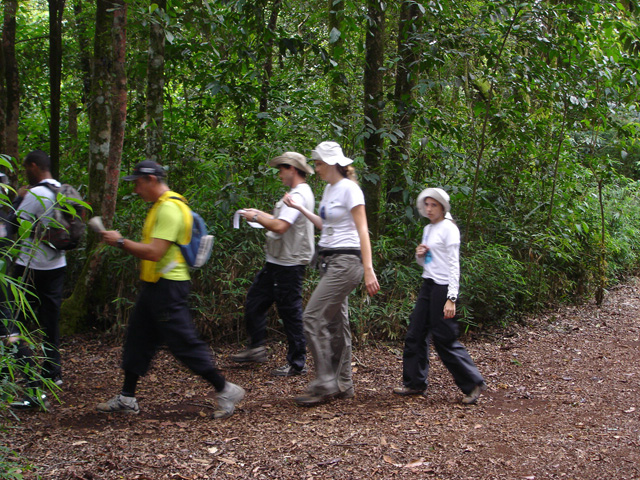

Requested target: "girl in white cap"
[
  {"left": 284, "top": 141, "right": 380, "bottom": 406},
  {"left": 393, "top": 188, "right": 486, "bottom": 404}
]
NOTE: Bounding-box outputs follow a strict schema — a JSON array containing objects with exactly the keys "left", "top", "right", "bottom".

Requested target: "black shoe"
[{"left": 10, "top": 393, "right": 50, "bottom": 411}]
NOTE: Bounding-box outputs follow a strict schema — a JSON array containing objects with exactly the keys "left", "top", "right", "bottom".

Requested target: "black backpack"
[{"left": 35, "top": 183, "right": 88, "bottom": 250}]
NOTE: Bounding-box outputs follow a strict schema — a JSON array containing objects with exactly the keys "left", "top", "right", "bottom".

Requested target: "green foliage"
[
  {"left": 459, "top": 241, "right": 530, "bottom": 329},
  {"left": 0, "top": 443, "right": 33, "bottom": 479}
]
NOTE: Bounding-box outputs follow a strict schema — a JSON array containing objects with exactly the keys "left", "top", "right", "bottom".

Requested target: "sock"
[{"left": 121, "top": 370, "right": 139, "bottom": 397}]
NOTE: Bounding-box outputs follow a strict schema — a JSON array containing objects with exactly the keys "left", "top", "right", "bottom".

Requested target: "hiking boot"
[
  {"left": 294, "top": 391, "right": 332, "bottom": 407},
  {"left": 393, "top": 386, "right": 426, "bottom": 396},
  {"left": 335, "top": 387, "right": 355, "bottom": 399},
  {"left": 462, "top": 382, "right": 487, "bottom": 405},
  {"left": 271, "top": 364, "right": 307, "bottom": 377},
  {"left": 96, "top": 394, "right": 140, "bottom": 414},
  {"left": 230, "top": 346, "right": 267, "bottom": 364},
  {"left": 213, "top": 382, "right": 245, "bottom": 419},
  {"left": 10, "top": 393, "right": 50, "bottom": 411}
]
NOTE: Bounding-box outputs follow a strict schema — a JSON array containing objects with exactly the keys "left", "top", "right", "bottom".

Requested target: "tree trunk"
[
  {"left": 73, "top": 0, "right": 92, "bottom": 105},
  {"left": 2, "top": 0, "right": 20, "bottom": 182},
  {"left": 146, "top": 0, "right": 166, "bottom": 163},
  {"left": 61, "top": 0, "right": 113, "bottom": 334},
  {"left": 327, "top": 0, "right": 349, "bottom": 129},
  {"left": 0, "top": 31, "right": 5, "bottom": 155},
  {"left": 361, "top": 0, "right": 385, "bottom": 239},
  {"left": 105, "top": 0, "right": 127, "bottom": 229},
  {"left": 257, "top": 0, "right": 281, "bottom": 140},
  {"left": 387, "top": 1, "right": 422, "bottom": 205},
  {"left": 49, "top": 0, "right": 66, "bottom": 179},
  {"left": 68, "top": 102, "right": 78, "bottom": 139}
]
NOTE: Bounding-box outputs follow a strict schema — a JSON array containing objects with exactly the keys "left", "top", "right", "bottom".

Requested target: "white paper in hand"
[{"left": 233, "top": 209, "right": 263, "bottom": 229}]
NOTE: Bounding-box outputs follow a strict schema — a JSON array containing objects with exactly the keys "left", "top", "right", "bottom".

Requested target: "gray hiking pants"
[{"left": 303, "top": 253, "right": 363, "bottom": 396}]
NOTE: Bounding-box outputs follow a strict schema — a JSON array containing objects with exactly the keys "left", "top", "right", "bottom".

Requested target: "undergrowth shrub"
[{"left": 460, "top": 241, "right": 530, "bottom": 329}]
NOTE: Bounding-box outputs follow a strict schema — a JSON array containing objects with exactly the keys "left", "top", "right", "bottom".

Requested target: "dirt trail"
[{"left": 3, "top": 280, "right": 640, "bottom": 479}]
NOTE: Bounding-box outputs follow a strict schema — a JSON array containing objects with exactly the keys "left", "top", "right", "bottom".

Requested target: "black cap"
[{"left": 123, "top": 160, "right": 166, "bottom": 181}]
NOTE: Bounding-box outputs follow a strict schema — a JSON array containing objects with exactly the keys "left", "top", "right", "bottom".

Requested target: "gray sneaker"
[
  {"left": 462, "top": 382, "right": 487, "bottom": 405},
  {"left": 96, "top": 394, "right": 140, "bottom": 414},
  {"left": 213, "top": 382, "right": 245, "bottom": 419},
  {"left": 271, "top": 364, "right": 307, "bottom": 377},
  {"left": 231, "top": 346, "right": 267, "bottom": 363}
]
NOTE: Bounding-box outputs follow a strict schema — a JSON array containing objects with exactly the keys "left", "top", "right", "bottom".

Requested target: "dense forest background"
[{"left": 1, "top": 0, "right": 639, "bottom": 344}]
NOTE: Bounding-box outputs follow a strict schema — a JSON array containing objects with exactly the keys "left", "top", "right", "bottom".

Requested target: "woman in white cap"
[
  {"left": 284, "top": 141, "right": 380, "bottom": 406},
  {"left": 393, "top": 188, "right": 486, "bottom": 404}
]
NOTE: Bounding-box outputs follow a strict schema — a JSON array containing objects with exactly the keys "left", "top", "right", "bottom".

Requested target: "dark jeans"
[
  {"left": 244, "top": 262, "right": 306, "bottom": 371},
  {"left": 12, "top": 264, "right": 65, "bottom": 380},
  {"left": 122, "top": 278, "right": 226, "bottom": 391},
  {"left": 402, "top": 278, "right": 484, "bottom": 394}
]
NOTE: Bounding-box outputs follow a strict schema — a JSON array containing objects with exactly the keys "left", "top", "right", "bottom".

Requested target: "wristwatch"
[
  {"left": 447, "top": 295, "right": 457, "bottom": 302},
  {"left": 117, "top": 238, "right": 126, "bottom": 249},
  {"left": 252, "top": 213, "right": 259, "bottom": 222}
]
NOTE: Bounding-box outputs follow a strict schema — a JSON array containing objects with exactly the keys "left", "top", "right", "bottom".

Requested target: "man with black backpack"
[
  {"left": 96, "top": 160, "right": 245, "bottom": 419},
  {"left": 9, "top": 150, "right": 66, "bottom": 408}
]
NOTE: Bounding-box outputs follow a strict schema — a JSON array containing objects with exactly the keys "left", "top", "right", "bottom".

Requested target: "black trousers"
[
  {"left": 244, "top": 262, "right": 306, "bottom": 371},
  {"left": 122, "top": 278, "right": 225, "bottom": 391},
  {"left": 402, "top": 278, "right": 484, "bottom": 394},
  {"left": 12, "top": 264, "right": 65, "bottom": 380}
]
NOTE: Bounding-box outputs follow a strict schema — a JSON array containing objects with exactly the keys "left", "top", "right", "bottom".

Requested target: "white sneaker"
[
  {"left": 96, "top": 394, "right": 140, "bottom": 414},
  {"left": 213, "top": 382, "right": 245, "bottom": 419}
]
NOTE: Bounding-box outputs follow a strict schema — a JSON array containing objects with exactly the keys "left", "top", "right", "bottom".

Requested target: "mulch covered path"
[{"left": 2, "top": 280, "right": 640, "bottom": 479}]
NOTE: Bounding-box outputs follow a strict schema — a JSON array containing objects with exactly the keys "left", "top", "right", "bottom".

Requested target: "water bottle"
[{"left": 425, "top": 249, "right": 432, "bottom": 264}]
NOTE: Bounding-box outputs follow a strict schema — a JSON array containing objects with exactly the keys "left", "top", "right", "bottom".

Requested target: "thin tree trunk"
[
  {"left": 362, "top": 0, "right": 385, "bottom": 239},
  {"left": 68, "top": 102, "right": 78, "bottom": 139},
  {"left": 328, "top": 0, "right": 344, "bottom": 100},
  {"left": 2, "top": 0, "right": 20, "bottom": 182},
  {"left": 0, "top": 32, "right": 6, "bottom": 155},
  {"left": 387, "top": 1, "right": 422, "bottom": 204},
  {"left": 259, "top": 0, "right": 280, "bottom": 113},
  {"left": 257, "top": 0, "right": 281, "bottom": 140},
  {"left": 73, "top": 0, "right": 92, "bottom": 105},
  {"left": 49, "top": 0, "right": 66, "bottom": 179},
  {"left": 146, "top": 0, "right": 166, "bottom": 163}
]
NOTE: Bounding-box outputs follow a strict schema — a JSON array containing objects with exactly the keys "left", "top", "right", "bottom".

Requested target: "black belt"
[{"left": 318, "top": 249, "right": 361, "bottom": 258}]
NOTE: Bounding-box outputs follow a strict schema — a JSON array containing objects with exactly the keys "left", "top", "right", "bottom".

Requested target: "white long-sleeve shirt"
[{"left": 415, "top": 219, "right": 460, "bottom": 298}]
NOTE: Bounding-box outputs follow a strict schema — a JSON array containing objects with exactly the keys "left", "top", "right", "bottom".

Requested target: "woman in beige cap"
[
  {"left": 284, "top": 141, "right": 379, "bottom": 406},
  {"left": 393, "top": 188, "right": 486, "bottom": 404}
]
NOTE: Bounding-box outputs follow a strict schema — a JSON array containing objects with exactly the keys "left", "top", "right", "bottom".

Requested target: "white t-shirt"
[
  {"left": 416, "top": 219, "right": 460, "bottom": 297},
  {"left": 16, "top": 179, "right": 67, "bottom": 270},
  {"left": 317, "top": 178, "right": 364, "bottom": 249}
]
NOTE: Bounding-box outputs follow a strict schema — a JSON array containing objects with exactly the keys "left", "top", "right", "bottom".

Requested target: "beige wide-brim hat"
[
  {"left": 269, "top": 152, "right": 314, "bottom": 175},
  {"left": 417, "top": 187, "right": 451, "bottom": 217},
  {"left": 311, "top": 141, "right": 353, "bottom": 166}
]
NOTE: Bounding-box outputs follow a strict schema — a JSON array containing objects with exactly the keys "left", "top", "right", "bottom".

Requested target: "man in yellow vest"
[{"left": 96, "top": 160, "right": 244, "bottom": 419}]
